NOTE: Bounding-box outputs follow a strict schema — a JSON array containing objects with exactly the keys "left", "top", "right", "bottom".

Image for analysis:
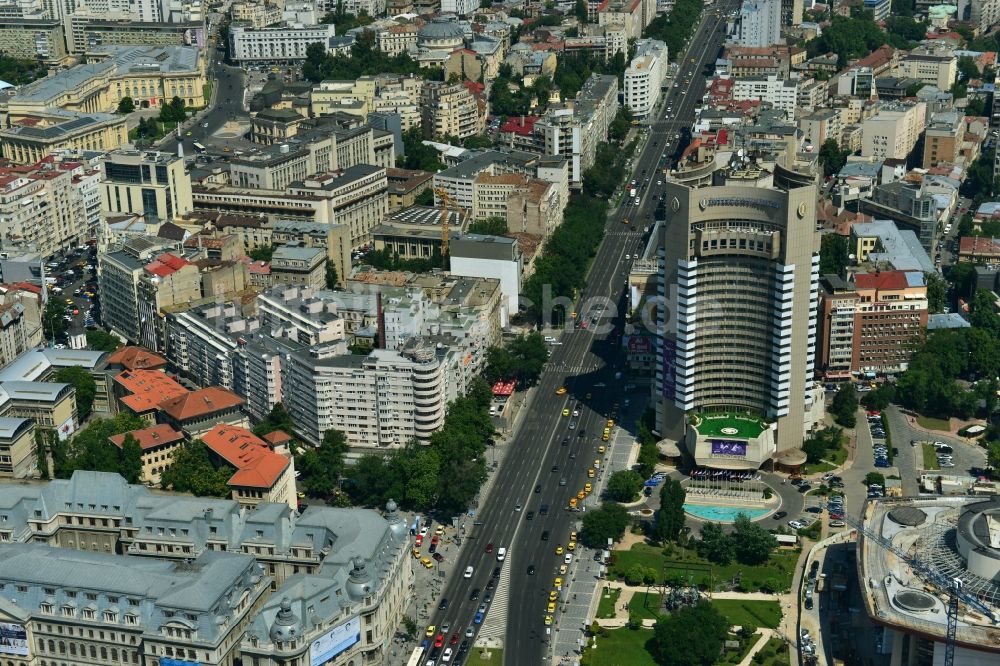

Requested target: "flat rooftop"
[{"left": 692, "top": 413, "right": 768, "bottom": 439}]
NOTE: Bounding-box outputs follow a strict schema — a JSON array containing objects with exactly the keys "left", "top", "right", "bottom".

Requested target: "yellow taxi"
[
  {"left": 584, "top": 484, "right": 592, "bottom": 494},
  {"left": 554, "top": 577, "right": 563, "bottom": 588},
  {"left": 602, "top": 432, "right": 610, "bottom": 441},
  {"left": 607, "top": 419, "right": 615, "bottom": 428},
  {"left": 412, "top": 547, "right": 421, "bottom": 558},
  {"left": 598, "top": 445, "right": 606, "bottom": 454},
  {"left": 555, "top": 545, "right": 564, "bottom": 555},
  {"left": 690, "top": 57, "right": 695, "bottom": 63},
  {"left": 569, "top": 498, "right": 578, "bottom": 508},
  {"left": 556, "top": 386, "right": 567, "bottom": 395},
  {"left": 570, "top": 531, "right": 578, "bottom": 542},
  {"left": 549, "top": 590, "right": 558, "bottom": 601},
  {"left": 562, "top": 408, "right": 570, "bottom": 417},
  {"left": 435, "top": 525, "right": 444, "bottom": 535},
  {"left": 544, "top": 615, "right": 553, "bottom": 626},
  {"left": 425, "top": 625, "right": 436, "bottom": 638},
  {"left": 577, "top": 491, "right": 586, "bottom": 500},
  {"left": 559, "top": 564, "right": 568, "bottom": 575},
  {"left": 420, "top": 557, "right": 433, "bottom": 569},
  {"left": 570, "top": 312, "right": 577, "bottom": 319},
  {"left": 594, "top": 459, "right": 601, "bottom": 469},
  {"left": 547, "top": 602, "right": 556, "bottom": 613},
  {"left": 567, "top": 541, "right": 576, "bottom": 552},
  {"left": 588, "top": 468, "right": 595, "bottom": 478},
  {"left": 65, "top": 298, "right": 74, "bottom": 305},
  {"left": 622, "top": 218, "right": 629, "bottom": 225}
]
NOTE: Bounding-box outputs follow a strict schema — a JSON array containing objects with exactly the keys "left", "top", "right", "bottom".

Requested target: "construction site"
[{"left": 856, "top": 496, "right": 1000, "bottom": 666}]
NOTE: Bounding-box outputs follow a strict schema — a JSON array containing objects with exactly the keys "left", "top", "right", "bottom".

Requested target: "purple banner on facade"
[
  {"left": 662, "top": 338, "right": 677, "bottom": 398},
  {"left": 711, "top": 440, "right": 747, "bottom": 456}
]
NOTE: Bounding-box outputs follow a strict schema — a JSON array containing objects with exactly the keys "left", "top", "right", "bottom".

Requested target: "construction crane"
[
  {"left": 432, "top": 187, "right": 455, "bottom": 257},
  {"left": 841, "top": 510, "right": 996, "bottom": 666}
]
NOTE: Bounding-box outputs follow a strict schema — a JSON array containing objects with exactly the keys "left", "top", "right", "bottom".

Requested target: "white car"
[
  {"left": 497, "top": 547, "right": 507, "bottom": 562},
  {"left": 464, "top": 566, "right": 474, "bottom": 578},
  {"left": 625, "top": 254, "right": 631, "bottom": 260},
  {"left": 564, "top": 553, "right": 573, "bottom": 564},
  {"left": 441, "top": 647, "right": 453, "bottom": 662},
  {"left": 635, "top": 197, "right": 641, "bottom": 204}
]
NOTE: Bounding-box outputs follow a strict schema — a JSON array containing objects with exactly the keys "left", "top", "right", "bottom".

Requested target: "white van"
[
  {"left": 496, "top": 547, "right": 506, "bottom": 562},
  {"left": 464, "top": 566, "right": 474, "bottom": 578}
]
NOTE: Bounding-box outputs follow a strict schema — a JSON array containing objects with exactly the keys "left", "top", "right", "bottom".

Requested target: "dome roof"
[
  {"left": 419, "top": 17, "right": 465, "bottom": 41},
  {"left": 346, "top": 558, "right": 373, "bottom": 601},
  {"left": 385, "top": 498, "right": 407, "bottom": 540},
  {"left": 268, "top": 598, "right": 301, "bottom": 643}
]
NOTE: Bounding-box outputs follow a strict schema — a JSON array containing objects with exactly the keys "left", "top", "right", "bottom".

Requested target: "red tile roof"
[
  {"left": 500, "top": 115, "right": 539, "bottom": 136},
  {"left": 959, "top": 236, "right": 1000, "bottom": 256},
  {"left": 107, "top": 346, "right": 167, "bottom": 370},
  {"left": 262, "top": 430, "right": 292, "bottom": 446},
  {"left": 202, "top": 424, "right": 289, "bottom": 488},
  {"left": 115, "top": 370, "right": 189, "bottom": 414},
  {"left": 854, "top": 270, "right": 909, "bottom": 290},
  {"left": 158, "top": 387, "right": 244, "bottom": 421},
  {"left": 144, "top": 253, "right": 191, "bottom": 277},
  {"left": 463, "top": 80, "right": 485, "bottom": 96},
  {"left": 109, "top": 424, "right": 185, "bottom": 451}
]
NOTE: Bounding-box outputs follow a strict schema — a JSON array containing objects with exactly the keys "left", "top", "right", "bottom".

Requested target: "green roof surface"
[{"left": 693, "top": 414, "right": 767, "bottom": 439}]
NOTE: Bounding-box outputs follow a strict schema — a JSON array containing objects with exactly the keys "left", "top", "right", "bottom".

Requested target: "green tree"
[
  {"left": 608, "top": 106, "right": 633, "bottom": 143},
  {"left": 830, "top": 383, "right": 858, "bottom": 427},
  {"left": 804, "top": 14, "right": 887, "bottom": 68},
  {"left": 818, "top": 138, "right": 849, "bottom": 177},
  {"left": 249, "top": 244, "right": 275, "bottom": 262},
  {"left": 652, "top": 601, "right": 729, "bottom": 666},
  {"left": 865, "top": 471, "right": 886, "bottom": 486},
  {"left": 604, "top": 470, "right": 643, "bottom": 502},
  {"left": 119, "top": 433, "right": 143, "bottom": 484},
  {"left": 117, "top": 96, "right": 135, "bottom": 114},
  {"left": 159, "top": 96, "right": 187, "bottom": 123},
  {"left": 579, "top": 502, "right": 630, "bottom": 548},
  {"left": 655, "top": 477, "right": 686, "bottom": 543},
  {"left": 697, "top": 522, "right": 735, "bottom": 565},
  {"left": 862, "top": 384, "right": 896, "bottom": 411},
  {"left": 819, "top": 233, "right": 850, "bottom": 277},
  {"left": 925, "top": 271, "right": 947, "bottom": 314},
  {"left": 42, "top": 298, "right": 67, "bottom": 341},
  {"left": 325, "top": 260, "right": 339, "bottom": 289},
  {"left": 802, "top": 437, "right": 827, "bottom": 464},
  {"left": 319, "top": 1, "right": 373, "bottom": 31},
  {"left": 252, "top": 402, "right": 295, "bottom": 437},
  {"left": 732, "top": 513, "right": 777, "bottom": 565},
  {"left": 636, "top": 441, "right": 659, "bottom": 478},
  {"left": 56, "top": 412, "right": 144, "bottom": 479},
  {"left": 988, "top": 441, "right": 1000, "bottom": 469},
  {"left": 484, "top": 332, "right": 550, "bottom": 386},
  {"left": 468, "top": 217, "right": 509, "bottom": 235},
  {"left": 969, "top": 288, "right": 1000, "bottom": 333},
  {"left": 86, "top": 330, "right": 121, "bottom": 352},
  {"left": 397, "top": 126, "right": 446, "bottom": 170},
  {"left": 414, "top": 187, "right": 434, "bottom": 205},
  {"left": 296, "top": 429, "right": 349, "bottom": 497},
  {"left": 54, "top": 366, "right": 97, "bottom": 420},
  {"left": 957, "top": 55, "right": 981, "bottom": 83},
  {"left": 160, "top": 439, "right": 231, "bottom": 497}
]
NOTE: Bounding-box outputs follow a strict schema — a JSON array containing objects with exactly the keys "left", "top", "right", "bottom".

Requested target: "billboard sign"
[
  {"left": 310, "top": 616, "right": 361, "bottom": 666},
  {"left": 161, "top": 659, "right": 200, "bottom": 666},
  {"left": 0, "top": 623, "right": 29, "bottom": 656},
  {"left": 661, "top": 338, "right": 677, "bottom": 398},
  {"left": 710, "top": 440, "right": 747, "bottom": 456}
]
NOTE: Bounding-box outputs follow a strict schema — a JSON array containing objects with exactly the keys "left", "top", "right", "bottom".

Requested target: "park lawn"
[
  {"left": 203, "top": 82, "right": 213, "bottom": 104},
  {"left": 922, "top": 443, "right": 940, "bottom": 470},
  {"left": 718, "top": 631, "right": 763, "bottom": 664},
  {"left": 579, "top": 628, "right": 657, "bottom": 666},
  {"left": 917, "top": 415, "right": 950, "bottom": 431},
  {"left": 711, "top": 599, "right": 782, "bottom": 629},
  {"left": 628, "top": 591, "right": 663, "bottom": 621},
  {"left": 465, "top": 648, "right": 502, "bottom": 665},
  {"left": 753, "top": 637, "right": 791, "bottom": 666},
  {"left": 596, "top": 587, "right": 621, "bottom": 619},
  {"left": 801, "top": 461, "right": 835, "bottom": 475},
  {"left": 610, "top": 543, "right": 797, "bottom": 592}
]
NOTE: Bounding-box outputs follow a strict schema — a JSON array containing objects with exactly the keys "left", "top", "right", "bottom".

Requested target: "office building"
[
  {"left": 624, "top": 39, "right": 669, "bottom": 118},
  {"left": 228, "top": 24, "right": 338, "bottom": 63},
  {"left": 863, "top": 0, "right": 890, "bottom": 20},
  {"left": 922, "top": 112, "right": 964, "bottom": 168},
  {"left": 0, "top": 110, "right": 128, "bottom": 166},
  {"left": 898, "top": 48, "right": 958, "bottom": 92},
  {"left": 736, "top": 0, "right": 782, "bottom": 48},
  {"left": 285, "top": 166, "right": 389, "bottom": 248},
  {"left": 731, "top": 75, "right": 799, "bottom": 120},
  {"left": 956, "top": 0, "right": 1000, "bottom": 36},
  {"left": 861, "top": 101, "right": 927, "bottom": 161},
  {"left": 817, "top": 271, "right": 928, "bottom": 379},
  {"left": 269, "top": 243, "right": 327, "bottom": 289},
  {"left": 449, "top": 234, "right": 523, "bottom": 323},
  {"left": 0, "top": 302, "right": 44, "bottom": 370},
  {"left": 108, "top": 422, "right": 185, "bottom": 485},
  {"left": 656, "top": 182, "right": 821, "bottom": 469},
  {"left": 441, "top": 0, "right": 478, "bottom": 14},
  {"left": 0, "top": 417, "right": 34, "bottom": 478},
  {"left": 0, "top": 18, "right": 67, "bottom": 62},
  {"left": 65, "top": 18, "right": 204, "bottom": 55},
  {"left": 100, "top": 150, "right": 193, "bottom": 221}
]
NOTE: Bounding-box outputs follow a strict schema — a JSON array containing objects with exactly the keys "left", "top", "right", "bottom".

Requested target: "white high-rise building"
[
  {"left": 736, "top": 0, "right": 782, "bottom": 47},
  {"left": 624, "top": 39, "right": 669, "bottom": 118},
  {"left": 440, "top": 0, "right": 479, "bottom": 15}
]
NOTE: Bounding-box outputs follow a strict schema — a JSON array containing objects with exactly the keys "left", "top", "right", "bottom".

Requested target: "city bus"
[{"left": 192, "top": 142, "right": 207, "bottom": 153}]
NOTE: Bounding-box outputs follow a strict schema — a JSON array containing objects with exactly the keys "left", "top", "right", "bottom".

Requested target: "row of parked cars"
[{"left": 868, "top": 412, "right": 890, "bottom": 468}]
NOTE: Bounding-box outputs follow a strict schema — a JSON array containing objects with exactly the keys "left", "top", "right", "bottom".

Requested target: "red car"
[
  {"left": 431, "top": 535, "right": 440, "bottom": 545},
  {"left": 415, "top": 534, "right": 423, "bottom": 546},
  {"left": 450, "top": 634, "right": 459, "bottom": 646},
  {"left": 434, "top": 634, "right": 444, "bottom": 648},
  {"left": 485, "top": 543, "right": 493, "bottom": 553}
]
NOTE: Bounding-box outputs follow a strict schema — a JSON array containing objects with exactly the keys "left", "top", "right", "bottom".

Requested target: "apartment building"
[
  {"left": 231, "top": 0, "right": 282, "bottom": 26},
  {"left": 97, "top": 237, "right": 182, "bottom": 344},
  {"left": 861, "top": 101, "right": 928, "bottom": 160},
  {"left": 864, "top": 0, "right": 891, "bottom": 19},
  {"left": 535, "top": 74, "right": 619, "bottom": 187},
  {"left": 0, "top": 161, "right": 92, "bottom": 256},
  {"left": 898, "top": 49, "right": 958, "bottom": 91},
  {"left": 450, "top": 233, "right": 523, "bottom": 321},
  {"left": 0, "top": 18, "right": 67, "bottom": 63},
  {"left": 818, "top": 271, "right": 928, "bottom": 378},
  {"left": 472, "top": 172, "right": 566, "bottom": 237},
  {"left": 731, "top": 75, "right": 799, "bottom": 120},
  {"left": 922, "top": 111, "right": 964, "bottom": 168},
  {"left": 798, "top": 108, "right": 842, "bottom": 148},
  {"left": 377, "top": 20, "right": 422, "bottom": 55},
  {"left": 0, "top": 470, "right": 413, "bottom": 666},
  {"left": 0, "top": 416, "right": 34, "bottom": 478},
  {"left": 441, "top": 0, "right": 479, "bottom": 14},
  {"left": 100, "top": 150, "right": 193, "bottom": 221},
  {"left": 286, "top": 166, "right": 389, "bottom": 248},
  {"left": 656, "top": 182, "right": 821, "bottom": 467},
  {"left": 283, "top": 341, "right": 450, "bottom": 448},
  {"left": 201, "top": 423, "right": 296, "bottom": 509},
  {"left": 0, "top": 302, "right": 44, "bottom": 369},
  {"left": 956, "top": 0, "right": 1000, "bottom": 37},
  {"left": 65, "top": 18, "right": 203, "bottom": 54},
  {"left": 269, "top": 243, "right": 327, "bottom": 289},
  {"left": 228, "top": 24, "right": 338, "bottom": 63},
  {"left": 419, "top": 81, "right": 487, "bottom": 140},
  {"left": 624, "top": 39, "right": 669, "bottom": 118},
  {"left": 735, "top": 0, "right": 782, "bottom": 47}
]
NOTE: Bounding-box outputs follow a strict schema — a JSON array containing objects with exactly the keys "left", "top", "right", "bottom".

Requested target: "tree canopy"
[
  {"left": 467, "top": 217, "right": 509, "bottom": 236},
  {"left": 644, "top": 0, "right": 702, "bottom": 62},
  {"left": 303, "top": 34, "right": 441, "bottom": 83},
  {"left": 158, "top": 96, "right": 188, "bottom": 123},
  {"left": 252, "top": 402, "right": 295, "bottom": 438},
  {"left": 160, "top": 439, "right": 232, "bottom": 497},
  {"left": 579, "top": 501, "right": 630, "bottom": 547},
  {"left": 819, "top": 233, "right": 850, "bottom": 277},
  {"left": 805, "top": 15, "right": 887, "bottom": 68},
  {"left": 732, "top": 513, "right": 778, "bottom": 565},
  {"left": 86, "top": 330, "right": 121, "bottom": 352},
  {"left": 655, "top": 477, "right": 686, "bottom": 543},
  {"left": 296, "top": 429, "right": 349, "bottom": 498},
  {"left": 50, "top": 412, "right": 146, "bottom": 480},
  {"left": 651, "top": 602, "right": 729, "bottom": 666},
  {"left": 604, "top": 469, "right": 643, "bottom": 502},
  {"left": 397, "top": 126, "right": 446, "bottom": 171},
  {"left": 54, "top": 366, "right": 97, "bottom": 420},
  {"left": 830, "top": 383, "right": 858, "bottom": 427},
  {"left": 818, "top": 138, "right": 849, "bottom": 177},
  {"left": 484, "top": 332, "right": 549, "bottom": 386}
]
